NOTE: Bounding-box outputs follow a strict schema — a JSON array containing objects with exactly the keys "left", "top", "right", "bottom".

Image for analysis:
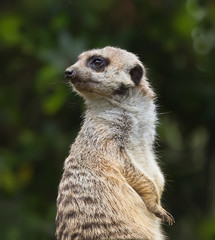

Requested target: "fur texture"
[{"left": 56, "top": 47, "right": 174, "bottom": 240}]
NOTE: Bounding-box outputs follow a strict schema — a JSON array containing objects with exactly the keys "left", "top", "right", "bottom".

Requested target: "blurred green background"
[{"left": 0, "top": 0, "right": 215, "bottom": 239}]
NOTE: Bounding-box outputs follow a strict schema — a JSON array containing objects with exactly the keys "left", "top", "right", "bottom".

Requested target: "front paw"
[{"left": 150, "top": 205, "right": 175, "bottom": 225}]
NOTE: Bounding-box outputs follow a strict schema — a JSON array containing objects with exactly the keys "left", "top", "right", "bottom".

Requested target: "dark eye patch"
[
  {"left": 129, "top": 64, "right": 144, "bottom": 86},
  {"left": 87, "top": 55, "right": 110, "bottom": 72}
]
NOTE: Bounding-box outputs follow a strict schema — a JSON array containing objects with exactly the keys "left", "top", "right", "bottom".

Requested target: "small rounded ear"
[{"left": 129, "top": 64, "right": 144, "bottom": 86}]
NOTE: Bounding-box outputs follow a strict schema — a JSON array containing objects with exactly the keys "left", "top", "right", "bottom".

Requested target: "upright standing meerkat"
[{"left": 56, "top": 46, "right": 174, "bottom": 240}]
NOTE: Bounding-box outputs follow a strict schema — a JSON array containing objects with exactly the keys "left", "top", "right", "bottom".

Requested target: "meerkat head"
[{"left": 65, "top": 46, "right": 154, "bottom": 101}]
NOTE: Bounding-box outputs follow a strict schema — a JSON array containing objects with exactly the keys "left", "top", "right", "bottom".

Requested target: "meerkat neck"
[
  {"left": 83, "top": 89, "right": 157, "bottom": 146},
  {"left": 85, "top": 89, "right": 154, "bottom": 113}
]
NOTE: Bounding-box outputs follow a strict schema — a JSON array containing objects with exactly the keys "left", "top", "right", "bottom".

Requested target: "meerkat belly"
[{"left": 57, "top": 166, "right": 158, "bottom": 239}]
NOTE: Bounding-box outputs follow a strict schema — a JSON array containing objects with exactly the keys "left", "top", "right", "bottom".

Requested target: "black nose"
[{"left": 65, "top": 69, "right": 75, "bottom": 79}]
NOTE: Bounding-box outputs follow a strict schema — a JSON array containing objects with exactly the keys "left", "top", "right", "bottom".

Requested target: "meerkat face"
[{"left": 65, "top": 46, "right": 154, "bottom": 99}]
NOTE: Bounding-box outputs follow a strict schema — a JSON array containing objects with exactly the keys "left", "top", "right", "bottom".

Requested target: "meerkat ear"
[
  {"left": 130, "top": 64, "right": 155, "bottom": 99},
  {"left": 129, "top": 65, "right": 143, "bottom": 86}
]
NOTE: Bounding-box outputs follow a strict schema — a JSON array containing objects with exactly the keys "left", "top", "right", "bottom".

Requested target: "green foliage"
[{"left": 0, "top": 0, "right": 215, "bottom": 239}]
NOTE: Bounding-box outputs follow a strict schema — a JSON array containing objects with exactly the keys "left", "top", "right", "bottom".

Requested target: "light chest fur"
[{"left": 86, "top": 90, "right": 160, "bottom": 183}]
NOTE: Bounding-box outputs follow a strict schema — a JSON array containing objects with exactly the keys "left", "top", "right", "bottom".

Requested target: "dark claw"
[
  {"left": 162, "top": 211, "right": 175, "bottom": 226},
  {"left": 153, "top": 206, "right": 175, "bottom": 226}
]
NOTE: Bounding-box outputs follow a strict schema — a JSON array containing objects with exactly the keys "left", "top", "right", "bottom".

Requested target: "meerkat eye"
[
  {"left": 87, "top": 56, "right": 110, "bottom": 71},
  {"left": 92, "top": 58, "right": 103, "bottom": 67}
]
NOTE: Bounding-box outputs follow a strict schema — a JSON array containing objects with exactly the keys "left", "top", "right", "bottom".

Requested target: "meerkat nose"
[{"left": 65, "top": 69, "right": 75, "bottom": 79}]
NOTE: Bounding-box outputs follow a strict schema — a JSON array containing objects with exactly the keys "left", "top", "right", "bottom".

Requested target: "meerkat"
[{"left": 56, "top": 46, "right": 174, "bottom": 240}]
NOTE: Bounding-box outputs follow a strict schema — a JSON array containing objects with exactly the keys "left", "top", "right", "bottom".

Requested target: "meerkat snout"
[{"left": 65, "top": 69, "right": 76, "bottom": 79}]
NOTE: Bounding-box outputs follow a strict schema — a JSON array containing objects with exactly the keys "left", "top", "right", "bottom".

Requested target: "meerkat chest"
[
  {"left": 124, "top": 111, "right": 157, "bottom": 177},
  {"left": 127, "top": 131, "right": 153, "bottom": 171}
]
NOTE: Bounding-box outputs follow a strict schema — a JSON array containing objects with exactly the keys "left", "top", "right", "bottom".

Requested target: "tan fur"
[{"left": 56, "top": 47, "right": 174, "bottom": 240}]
